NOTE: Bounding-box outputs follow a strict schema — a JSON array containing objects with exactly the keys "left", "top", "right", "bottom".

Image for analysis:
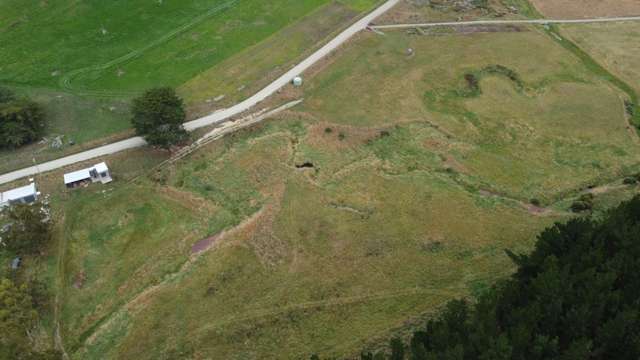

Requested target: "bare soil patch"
[
  {"left": 191, "top": 234, "right": 220, "bottom": 254},
  {"left": 530, "top": 0, "right": 640, "bottom": 19},
  {"left": 305, "top": 122, "right": 380, "bottom": 151}
]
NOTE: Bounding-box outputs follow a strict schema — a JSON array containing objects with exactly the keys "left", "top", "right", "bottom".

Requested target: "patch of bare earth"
[
  {"left": 305, "top": 122, "right": 380, "bottom": 151},
  {"left": 530, "top": 0, "right": 640, "bottom": 19},
  {"left": 73, "top": 271, "right": 86, "bottom": 289}
]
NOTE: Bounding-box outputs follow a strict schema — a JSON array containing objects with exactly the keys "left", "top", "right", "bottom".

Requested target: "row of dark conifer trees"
[{"left": 355, "top": 195, "right": 640, "bottom": 359}]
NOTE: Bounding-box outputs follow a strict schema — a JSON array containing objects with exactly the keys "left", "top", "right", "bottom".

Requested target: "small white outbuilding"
[
  {"left": 64, "top": 162, "right": 112, "bottom": 188},
  {"left": 0, "top": 182, "right": 39, "bottom": 208}
]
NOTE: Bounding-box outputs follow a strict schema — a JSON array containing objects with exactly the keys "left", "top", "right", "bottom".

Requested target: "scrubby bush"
[
  {"left": 0, "top": 277, "right": 61, "bottom": 359},
  {"left": 0, "top": 203, "right": 51, "bottom": 255},
  {"left": 0, "top": 88, "right": 46, "bottom": 149},
  {"left": 0, "top": 87, "right": 15, "bottom": 103},
  {"left": 571, "top": 193, "right": 595, "bottom": 213},
  {"left": 464, "top": 73, "right": 480, "bottom": 93},
  {"left": 624, "top": 100, "right": 636, "bottom": 117},
  {"left": 484, "top": 64, "right": 524, "bottom": 89}
]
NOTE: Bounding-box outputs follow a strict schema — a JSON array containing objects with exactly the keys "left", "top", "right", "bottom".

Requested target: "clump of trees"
[
  {"left": 0, "top": 278, "right": 60, "bottom": 359},
  {"left": 353, "top": 195, "right": 640, "bottom": 359},
  {"left": 0, "top": 87, "right": 46, "bottom": 149},
  {"left": 131, "top": 87, "right": 188, "bottom": 149},
  {"left": 0, "top": 203, "right": 51, "bottom": 255},
  {"left": 0, "top": 201, "right": 58, "bottom": 359}
]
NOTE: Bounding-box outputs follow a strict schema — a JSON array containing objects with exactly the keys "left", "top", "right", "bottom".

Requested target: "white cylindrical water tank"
[{"left": 292, "top": 76, "right": 303, "bottom": 87}]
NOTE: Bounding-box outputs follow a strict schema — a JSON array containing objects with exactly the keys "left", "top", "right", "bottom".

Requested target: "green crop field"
[
  {"left": 42, "top": 23, "right": 640, "bottom": 359},
  {"left": 0, "top": 0, "right": 372, "bottom": 94},
  {"left": 0, "top": 0, "right": 379, "bottom": 174}
]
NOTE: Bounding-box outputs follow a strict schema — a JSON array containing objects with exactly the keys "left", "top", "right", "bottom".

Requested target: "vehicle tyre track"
[{"left": 59, "top": 0, "right": 239, "bottom": 96}]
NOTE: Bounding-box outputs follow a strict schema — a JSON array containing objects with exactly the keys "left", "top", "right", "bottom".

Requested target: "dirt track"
[{"left": 371, "top": 15, "right": 640, "bottom": 29}]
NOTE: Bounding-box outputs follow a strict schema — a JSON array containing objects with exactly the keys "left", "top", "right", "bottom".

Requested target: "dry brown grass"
[
  {"left": 561, "top": 22, "right": 640, "bottom": 95},
  {"left": 530, "top": 0, "right": 640, "bottom": 19}
]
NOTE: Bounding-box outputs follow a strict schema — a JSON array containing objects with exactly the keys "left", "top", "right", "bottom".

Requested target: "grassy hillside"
[
  {"left": 301, "top": 28, "right": 639, "bottom": 203},
  {"left": 61, "top": 122, "right": 552, "bottom": 359},
  {"left": 51, "top": 25, "right": 640, "bottom": 358}
]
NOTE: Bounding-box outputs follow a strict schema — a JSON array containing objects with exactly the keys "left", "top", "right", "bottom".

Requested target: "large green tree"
[
  {"left": 0, "top": 88, "right": 46, "bottom": 149},
  {"left": 131, "top": 87, "right": 188, "bottom": 149},
  {"left": 1, "top": 203, "right": 51, "bottom": 255},
  {"left": 361, "top": 195, "right": 640, "bottom": 359}
]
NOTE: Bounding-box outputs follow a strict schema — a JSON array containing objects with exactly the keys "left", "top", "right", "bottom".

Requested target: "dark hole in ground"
[
  {"left": 465, "top": 73, "right": 479, "bottom": 90},
  {"left": 295, "top": 162, "right": 314, "bottom": 169}
]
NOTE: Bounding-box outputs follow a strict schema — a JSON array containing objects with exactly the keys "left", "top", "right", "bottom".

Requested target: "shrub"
[
  {"left": 624, "top": 100, "right": 636, "bottom": 117},
  {"left": 472, "top": 0, "right": 489, "bottom": 8},
  {"left": 0, "top": 203, "right": 51, "bottom": 255},
  {"left": 0, "top": 87, "right": 15, "bottom": 103},
  {"left": 0, "top": 88, "right": 46, "bottom": 149},
  {"left": 483, "top": 64, "right": 524, "bottom": 89},
  {"left": 570, "top": 193, "right": 595, "bottom": 213},
  {"left": 0, "top": 277, "right": 61, "bottom": 359},
  {"left": 464, "top": 73, "right": 480, "bottom": 92}
]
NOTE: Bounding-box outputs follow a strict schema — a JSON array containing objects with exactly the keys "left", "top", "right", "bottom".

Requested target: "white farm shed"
[
  {"left": 0, "top": 183, "right": 39, "bottom": 208},
  {"left": 64, "top": 162, "right": 112, "bottom": 188}
]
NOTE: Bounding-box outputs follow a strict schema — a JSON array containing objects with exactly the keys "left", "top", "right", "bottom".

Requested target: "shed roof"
[
  {"left": 94, "top": 162, "right": 109, "bottom": 173},
  {"left": 0, "top": 183, "right": 37, "bottom": 203},
  {"left": 64, "top": 168, "right": 92, "bottom": 184}
]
